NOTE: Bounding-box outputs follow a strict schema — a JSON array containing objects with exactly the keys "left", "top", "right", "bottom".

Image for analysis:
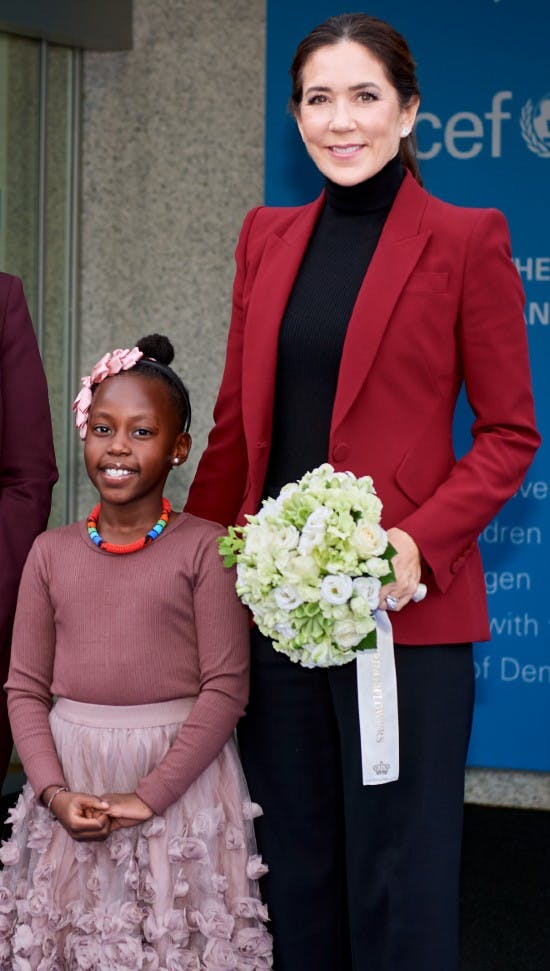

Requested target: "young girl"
[{"left": 0, "top": 335, "right": 273, "bottom": 970}]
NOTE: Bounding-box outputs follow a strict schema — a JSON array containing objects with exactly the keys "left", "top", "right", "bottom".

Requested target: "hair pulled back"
[
  {"left": 134, "top": 334, "right": 191, "bottom": 433},
  {"left": 289, "top": 13, "right": 422, "bottom": 185}
]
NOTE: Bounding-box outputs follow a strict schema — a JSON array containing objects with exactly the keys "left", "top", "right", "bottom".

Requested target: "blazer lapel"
[
  {"left": 331, "top": 174, "right": 432, "bottom": 434},
  {"left": 242, "top": 195, "right": 324, "bottom": 449}
]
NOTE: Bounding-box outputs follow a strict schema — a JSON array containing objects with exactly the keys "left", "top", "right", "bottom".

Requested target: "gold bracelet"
[{"left": 46, "top": 785, "right": 69, "bottom": 812}]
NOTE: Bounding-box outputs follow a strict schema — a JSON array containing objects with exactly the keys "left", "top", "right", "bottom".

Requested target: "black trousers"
[{"left": 238, "top": 628, "right": 475, "bottom": 971}]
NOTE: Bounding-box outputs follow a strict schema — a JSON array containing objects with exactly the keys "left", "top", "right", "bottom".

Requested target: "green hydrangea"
[{"left": 218, "top": 464, "right": 396, "bottom": 667}]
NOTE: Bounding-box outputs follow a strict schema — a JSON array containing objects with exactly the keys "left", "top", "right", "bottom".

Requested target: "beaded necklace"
[{"left": 87, "top": 497, "right": 172, "bottom": 554}]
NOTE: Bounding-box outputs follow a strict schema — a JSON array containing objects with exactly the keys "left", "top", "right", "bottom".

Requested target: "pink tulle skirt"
[{"left": 0, "top": 698, "right": 272, "bottom": 970}]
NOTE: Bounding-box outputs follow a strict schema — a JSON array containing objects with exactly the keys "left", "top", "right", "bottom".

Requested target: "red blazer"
[
  {"left": 0, "top": 274, "right": 57, "bottom": 654},
  {"left": 186, "top": 173, "right": 540, "bottom": 644}
]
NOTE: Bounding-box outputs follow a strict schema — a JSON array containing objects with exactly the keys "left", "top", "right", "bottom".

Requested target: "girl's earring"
[
  {"left": 401, "top": 127, "right": 410, "bottom": 137},
  {"left": 172, "top": 458, "right": 180, "bottom": 466}
]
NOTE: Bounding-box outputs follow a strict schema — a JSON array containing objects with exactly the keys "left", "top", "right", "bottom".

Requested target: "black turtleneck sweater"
[{"left": 263, "top": 153, "right": 404, "bottom": 499}]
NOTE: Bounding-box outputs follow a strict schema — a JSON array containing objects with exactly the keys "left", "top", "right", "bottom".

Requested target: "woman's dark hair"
[
  {"left": 289, "top": 13, "right": 422, "bottom": 185},
  {"left": 134, "top": 334, "right": 191, "bottom": 433}
]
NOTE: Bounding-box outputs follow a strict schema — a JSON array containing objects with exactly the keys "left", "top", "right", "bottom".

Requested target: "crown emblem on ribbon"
[{"left": 372, "top": 760, "right": 390, "bottom": 776}]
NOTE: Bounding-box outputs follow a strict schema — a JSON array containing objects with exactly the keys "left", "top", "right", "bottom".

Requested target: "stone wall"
[{"left": 79, "top": 0, "right": 265, "bottom": 512}]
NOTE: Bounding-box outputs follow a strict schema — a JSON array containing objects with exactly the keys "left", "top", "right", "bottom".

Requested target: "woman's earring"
[
  {"left": 401, "top": 127, "right": 410, "bottom": 137},
  {"left": 172, "top": 458, "right": 180, "bottom": 466}
]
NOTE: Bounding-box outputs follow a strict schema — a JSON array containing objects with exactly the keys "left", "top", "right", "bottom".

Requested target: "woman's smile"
[{"left": 328, "top": 143, "right": 364, "bottom": 158}]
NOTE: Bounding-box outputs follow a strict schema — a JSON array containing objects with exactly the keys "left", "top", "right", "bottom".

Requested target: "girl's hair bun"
[{"left": 137, "top": 334, "right": 174, "bottom": 366}]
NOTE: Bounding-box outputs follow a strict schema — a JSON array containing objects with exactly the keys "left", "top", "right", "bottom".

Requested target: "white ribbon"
[{"left": 356, "top": 610, "right": 399, "bottom": 785}]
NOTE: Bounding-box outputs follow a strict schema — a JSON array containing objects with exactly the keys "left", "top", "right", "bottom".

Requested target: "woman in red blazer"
[
  {"left": 0, "top": 273, "right": 57, "bottom": 788},
  {"left": 186, "top": 14, "right": 540, "bottom": 971}
]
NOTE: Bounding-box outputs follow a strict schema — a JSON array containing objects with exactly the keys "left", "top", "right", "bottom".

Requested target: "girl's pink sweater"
[{"left": 6, "top": 512, "right": 249, "bottom": 815}]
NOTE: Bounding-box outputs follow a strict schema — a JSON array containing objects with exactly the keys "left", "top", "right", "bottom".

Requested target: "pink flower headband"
[{"left": 73, "top": 346, "right": 143, "bottom": 439}]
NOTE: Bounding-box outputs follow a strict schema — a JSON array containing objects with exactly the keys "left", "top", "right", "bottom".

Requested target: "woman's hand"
[
  {"left": 379, "top": 527, "right": 422, "bottom": 611},
  {"left": 42, "top": 787, "right": 111, "bottom": 841},
  {"left": 100, "top": 792, "right": 154, "bottom": 832}
]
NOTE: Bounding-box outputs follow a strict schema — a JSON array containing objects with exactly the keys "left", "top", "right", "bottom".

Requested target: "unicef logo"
[{"left": 520, "top": 94, "right": 550, "bottom": 158}]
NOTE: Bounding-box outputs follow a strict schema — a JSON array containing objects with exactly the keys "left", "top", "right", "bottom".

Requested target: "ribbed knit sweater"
[
  {"left": 5, "top": 512, "right": 249, "bottom": 815},
  {"left": 264, "top": 153, "right": 404, "bottom": 498}
]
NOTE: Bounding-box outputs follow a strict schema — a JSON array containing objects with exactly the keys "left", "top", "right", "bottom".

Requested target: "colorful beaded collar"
[{"left": 87, "top": 497, "right": 172, "bottom": 554}]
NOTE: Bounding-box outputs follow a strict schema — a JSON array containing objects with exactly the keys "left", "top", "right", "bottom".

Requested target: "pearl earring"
[
  {"left": 172, "top": 458, "right": 180, "bottom": 466},
  {"left": 401, "top": 127, "right": 410, "bottom": 137}
]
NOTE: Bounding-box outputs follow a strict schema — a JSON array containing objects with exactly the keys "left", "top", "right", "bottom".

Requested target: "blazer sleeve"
[
  {"left": 0, "top": 276, "right": 58, "bottom": 650},
  {"left": 185, "top": 208, "right": 261, "bottom": 526},
  {"left": 397, "top": 209, "right": 540, "bottom": 592}
]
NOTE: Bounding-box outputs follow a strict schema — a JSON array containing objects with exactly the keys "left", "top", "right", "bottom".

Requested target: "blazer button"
[{"left": 332, "top": 443, "right": 349, "bottom": 463}]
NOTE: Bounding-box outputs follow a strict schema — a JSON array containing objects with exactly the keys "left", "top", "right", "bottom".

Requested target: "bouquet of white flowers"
[{"left": 218, "top": 463, "right": 396, "bottom": 668}]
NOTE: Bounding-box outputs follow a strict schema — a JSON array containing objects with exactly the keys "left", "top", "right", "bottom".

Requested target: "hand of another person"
[
  {"left": 379, "top": 527, "right": 422, "bottom": 611},
  {"left": 42, "top": 787, "right": 112, "bottom": 841},
  {"left": 100, "top": 792, "right": 154, "bottom": 832}
]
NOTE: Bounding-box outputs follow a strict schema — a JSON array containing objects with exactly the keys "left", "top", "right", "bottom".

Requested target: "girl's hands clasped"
[
  {"left": 379, "top": 526, "right": 422, "bottom": 612},
  {"left": 99, "top": 792, "right": 153, "bottom": 832},
  {"left": 43, "top": 786, "right": 153, "bottom": 840},
  {"left": 42, "top": 786, "right": 111, "bottom": 841}
]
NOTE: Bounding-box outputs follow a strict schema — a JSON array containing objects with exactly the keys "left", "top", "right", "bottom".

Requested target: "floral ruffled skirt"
[{"left": 0, "top": 698, "right": 272, "bottom": 970}]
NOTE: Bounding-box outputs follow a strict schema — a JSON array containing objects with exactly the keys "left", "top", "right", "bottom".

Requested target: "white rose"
[
  {"left": 273, "top": 548, "right": 291, "bottom": 573},
  {"left": 320, "top": 574, "right": 353, "bottom": 605},
  {"left": 352, "top": 576, "right": 381, "bottom": 609},
  {"left": 272, "top": 523, "right": 300, "bottom": 551},
  {"left": 351, "top": 523, "right": 387, "bottom": 557},
  {"left": 284, "top": 553, "right": 318, "bottom": 582},
  {"left": 274, "top": 584, "right": 303, "bottom": 611},
  {"left": 298, "top": 526, "right": 325, "bottom": 554},
  {"left": 365, "top": 556, "right": 392, "bottom": 578},
  {"left": 332, "top": 619, "right": 364, "bottom": 649},
  {"left": 306, "top": 506, "right": 332, "bottom": 528},
  {"left": 244, "top": 525, "right": 277, "bottom": 556},
  {"left": 298, "top": 507, "right": 331, "bottom": 553}
]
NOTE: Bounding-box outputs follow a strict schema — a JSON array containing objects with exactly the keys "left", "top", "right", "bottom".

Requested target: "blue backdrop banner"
[{"left": 265, "top": 0, "right": 549, "bottom": 770}]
